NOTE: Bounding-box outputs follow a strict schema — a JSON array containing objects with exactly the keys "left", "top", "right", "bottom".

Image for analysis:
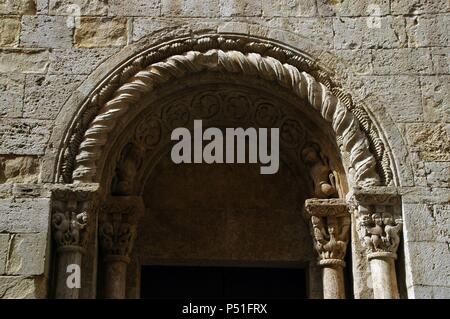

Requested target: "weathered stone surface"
[
  {"left": 403, "top": 123, "right": 450, "bottom": 161},
  {"left": 0, "top": 197, "right": 50, "bottom": 233},
  {"left": 330, "top": 49, "right": 373, "bottom": 75},
  {"left": 0, "top": 74, "right": 23, "bottom": 117},
  {"left": 0, "top": 120, "right": 51, "bottom": 155},
  {"left": 401, "top": 186, "right": 450, "bottom": 204},
  {"left": 425, "top": 162, "right": 450, "bottom": 187},
  {"left": 408, "top": 285, "right": 450, "bottom": 299},
  {"left": 0, "top": 234, "right": 9, "bottom": 274},
  {"left": 0, "top": 184, "right": 12, "bottom": 199},
  {"left": 133, "top": 18, "right": 220, "bottom": 41},
  {"left": 74, "top": 17, "right": 127, "bottom": 48},
  {"left": 217, "top": 21, "right": 250, "bottom": 34},
  {"left": 318, "top": 0, "right": 390, "bottom": 17},
  {"left": 20, "top": 15, "right": 73, "bottom": 49},
  {"left": 219, "top": 0, "right": 261, "bottom": 17},
  {"left": 0, "top": 0, "right": 36, "bottom": 15},
  {"left": 49, "top": 0, "right": 108, "bottom": 16},
  {"left": 420, "top": 76, "right": 450, "bottom": 122},
  {"left": 430, "top": 48, "right": 449, "bottom": 74},
  {"left": 391, "top": 0, "right": 449, "bottom": 14},
  {"left": 262, "top": 0, "right": 316, "bottom": 17},
  {"left": 406, "top": 241, "right": 450, "bottom": 287},
  {"left": 0, "top": 156, "right": 39, "bottom": 183},
  {"left": 49, "top": 47, "right": 119, "bottom": 75},
  {"left": 0, "top": 275, "right": 47, "bottom": 298},
  {"left": 36, "top": 0, "right": 48, "bottom": 14},
  {"left": 356, "top": 76, "right": 422, "bottom": 122},
  {"left": 109, "top": 0, "right": 160, "bottom": 16},
  {"left": 268, "top": 18, "right": 334, "bottom": 49},
  {"left": 24, "top": 74, "right": 84, "bottom": 119},
  {"left": 333, "top": 16, "right": 407, "bottom": 49},
  {"left": 371, "top": 48, "right": 433, "bottom": 74},
  {"left": 133, "top": 17, "right": 181, "bottom": 41},
  {"left": 161, "top": 0, "right": 220, "bottom": 17},
  {"left": 403, "top": 203, "right": 450, "bottom": 243},
  {"left": 0, "top": 17, "right": 20, "bottom": 47},
  {"left": 0, "top": 49, "right": 49, "bottom": 74},
  {"left": 6, "top": 233, "right": 48, "bottom": 276},
  {"left": 406, "top": 15, "right": 449, "bottom": 48}
]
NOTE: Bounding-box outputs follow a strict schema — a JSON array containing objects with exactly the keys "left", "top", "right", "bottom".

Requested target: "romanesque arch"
[{"left": 48, "top": 34, "right": 404, "bottom": 299}]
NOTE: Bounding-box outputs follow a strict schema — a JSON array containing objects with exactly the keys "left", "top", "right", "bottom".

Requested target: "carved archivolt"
[{"left": 58, "top": 35, "right": 392, "bottom": 187}]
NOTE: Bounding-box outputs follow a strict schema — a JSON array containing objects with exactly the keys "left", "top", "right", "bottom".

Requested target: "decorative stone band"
[
  {"left": 71, "top": 47, "right": 381, "bottom": 187},
  {"left": 99, "top": 196, "right": 145, "bottom": 260},
  {"left": 51, "top": 184, "right": 100, "bottom": 252},
  {"left": 304, "top": 199, "right": 351, "bottom": 266},
  {"left": 319, "top": 259, "right": 346, "bottom": 268}
]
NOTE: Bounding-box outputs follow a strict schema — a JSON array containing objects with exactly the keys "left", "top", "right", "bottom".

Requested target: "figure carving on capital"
[
  {"left": 359, "top": 211, "right": 403, "bottom": 255},
  {"left": 302, "top": 143, "right": 338, "bottom": 199},
  {"left": 311, "top": 215, "right": 350, "bottom": 262},
  {"left": 51, "top": 192, "right": 94, "bottom": 249}
]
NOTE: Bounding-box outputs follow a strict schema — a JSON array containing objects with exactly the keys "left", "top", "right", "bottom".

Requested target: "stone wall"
[{"left": 0, "top": 0, "right": 448, "bottom": 298}]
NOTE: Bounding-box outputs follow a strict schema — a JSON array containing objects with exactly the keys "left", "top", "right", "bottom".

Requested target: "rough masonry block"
[
  {"left": 6, "top": 233, "right": 48, "bottom": 276},
  {"left": 0, "top": 197, "right": 50, "bottom": 233},
  {"left": 0, "top": 120, "right": 51, "bottom": 155}
]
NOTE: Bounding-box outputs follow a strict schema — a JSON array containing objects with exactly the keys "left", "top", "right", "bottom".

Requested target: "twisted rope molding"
[{"left": 72, "top": 49, "right": 381, "bottom": 187}]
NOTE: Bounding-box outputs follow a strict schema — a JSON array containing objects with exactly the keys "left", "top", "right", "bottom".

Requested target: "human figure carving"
[
  {"left": 312, "top": 215, "right": 348, "bottom": 261},
  {"left": 70, "top": 211, "right": 88, "bottom": 245},
  {"left": 302, "top": 144, "right": 338, "bottom": 198},
  {"left": 359, "top": 211, "right": 403, "bottom": 254},
  {"left": 383, "top": 213, "right": 403, "bottom": 253},
  {"left": 114, "top": 143, "right": 144, "bottom": 195},
  {"left": 369, "top": 213, "right": 384, "bottom": 251},
  {"left": 359, "top": 214, "right": 375, "bottom": 252},
  {"left": 311, "top": 216, "right": 328, "bottom": 257}
]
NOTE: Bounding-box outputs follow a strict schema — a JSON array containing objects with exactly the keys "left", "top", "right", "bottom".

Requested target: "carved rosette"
[
  {"left": 304, "top": 199, "right": 350, "bottom": 267},
  {"left": 351, "top": 187, "right": 403, "bottom": 259},
  {"left": 51, "top": 186, "right": 99, "bottom": 253},
  {"left": 99, "top": 196, "right": 145, "bottom": 262}
]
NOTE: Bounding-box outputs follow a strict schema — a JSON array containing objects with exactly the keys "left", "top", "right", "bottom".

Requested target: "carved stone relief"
[
  {"left": 105, "top": 84, "right": 344, "bottom": 196},
  {"left": 55, "top": 35, "right": 392, "bottom": 188}
]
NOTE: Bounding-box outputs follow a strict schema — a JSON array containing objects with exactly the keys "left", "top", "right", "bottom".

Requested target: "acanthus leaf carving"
[{"left": 99, "top": 196, "right": 144, "bottom": 259}]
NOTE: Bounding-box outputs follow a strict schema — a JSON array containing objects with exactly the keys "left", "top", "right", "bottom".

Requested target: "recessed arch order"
[{"left": 55, "top": 34, "right": 394, "bottom": 189}]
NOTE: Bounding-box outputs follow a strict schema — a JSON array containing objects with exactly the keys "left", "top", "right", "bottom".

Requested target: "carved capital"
[
  {"left": 349, "top": 187, "right": 403, "bottom": 257},
  {"left": 305, "top": 199, "right": 350, "bottom": 266},
  {"left": 357, "top": 209, "right": 403, "bottom": 257},
  {"left": 99, "top": 196, "right": 145, "bottom": 260},
  {"left": 51, "top": 184, "right": 99, "bottom": 252}
]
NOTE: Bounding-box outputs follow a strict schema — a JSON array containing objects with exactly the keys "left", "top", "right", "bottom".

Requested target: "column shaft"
[
  {"left": 55, "top": 248, "right": 83, "bottom": 299},
  {"left": 369, "top": 257, "right": 399, "bottom": 299},
  {"left": 104, "top": 257, "right": 129, "bottom": 299},
  {"left": 322, "top": 265, "right": 346, "bottom": 299}
]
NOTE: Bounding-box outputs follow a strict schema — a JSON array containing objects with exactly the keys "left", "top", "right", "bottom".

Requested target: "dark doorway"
[{"left": 140, "top": 265, "right": 307, "bottom": 299}]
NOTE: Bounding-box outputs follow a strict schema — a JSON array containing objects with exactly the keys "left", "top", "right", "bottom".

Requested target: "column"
[
  {"left": 352, "top": 187, "right": 403, "bottom": 299},
  {"left": 99, "top": 196, "right": 144, "bottom": 299},
  {"left": 304, "top": 199, "right": 350, "bottom": 299},
  {"left": 51, "top": 185, "right": 98, "bottom": 299}
]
